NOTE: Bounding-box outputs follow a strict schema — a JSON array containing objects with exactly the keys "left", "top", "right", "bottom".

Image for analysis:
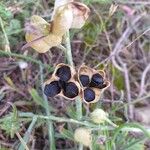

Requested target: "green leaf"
[
  {"left": 29, "top": 88, "right": 45, "bottom": 108},
  {"left": 0, "top": 3, "right": 12, "bottom": 20},
  {"left": 0, "top": 104, "right": 20, "bottom": 138},
  {"left": 60, "top": 128, "right": 74, "bottom": 141}
]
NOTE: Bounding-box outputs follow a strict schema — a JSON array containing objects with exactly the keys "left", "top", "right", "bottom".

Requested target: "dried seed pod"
[
  {"left": 78, "top": 65, "right": 110, "bottom": 103},
  {"left": 54, "top": 63, "right": 76, "bottom": 82},
  {"left": 44, "top": 81, "right": 61, "bottom": 97}
]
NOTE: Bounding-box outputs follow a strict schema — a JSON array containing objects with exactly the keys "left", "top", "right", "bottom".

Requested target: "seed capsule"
[
  {"left": 79, "top": 75, "right": 90, "bottom": 87},
  {"left": 44, "top": 81, "right": 61, "bottom": 97},
  {"left": 90, "top": 73, "right": 104, "bottom": 87},
  {"left": 63, "top": 82, "right": 79, "bottom": 98},
  {"left": 56, "top": 65, "right": 71, "bottom": 82},
  {"left": 84, "top": 88, "right": 95, "bottom": 102}
]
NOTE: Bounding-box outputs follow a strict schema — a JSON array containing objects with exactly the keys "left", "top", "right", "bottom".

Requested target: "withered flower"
[
  {"left": 78, "top": 65, "right": 110, "bottom": 103},
  {"left": 44, "top": 63, "right": 80, "bottom": 100},
  {"left": 23, "top": 0, "right": 90, "bottom": 53}
]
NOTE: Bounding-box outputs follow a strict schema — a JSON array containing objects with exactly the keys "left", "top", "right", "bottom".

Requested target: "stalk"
[{"left": 65, "top": 30, "right": 83, "bottom": 149}]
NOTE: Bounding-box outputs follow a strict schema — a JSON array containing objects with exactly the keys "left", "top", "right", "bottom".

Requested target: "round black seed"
[
  {"left": 44, "top": 81, "right": 61, "bottom": 97},
  {"left": 84, "top": 88, "right": 95, "bottom": 102},
  {"left": 90, "top": 73, "right": 104, "bottom": 87},
  {"left": 79, "top": 75, "right": 90, "bottom": 87},
  {"left": 56, "top": 66, "right": 71, "bottom": 82},
  {"left": 63, "top": 82, "right": 79, "bottom": 98}
]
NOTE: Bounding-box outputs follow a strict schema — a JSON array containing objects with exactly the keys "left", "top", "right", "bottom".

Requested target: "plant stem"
[
  {"left": 0, "top": 17, "right": 10, "bottom": 52},
  {"left": 65, "top": 31, "right": 83, "bottom": 149},
  {"left": 16, "top": 132, "right": 29, "bottom": 150},
  {"left": 0, "top": 50, "right": 53, "bottom": 70},
  {"left": 65, "top": 31, "right": 74, "bottom": 66},
  {"left": 40, "top": 65, "right": 56, "bottom": 150},
  {"left": 18, "top": 116, "right": 37, "bottom": 150}
]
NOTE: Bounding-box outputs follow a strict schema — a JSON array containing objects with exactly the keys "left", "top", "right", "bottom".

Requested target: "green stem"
[
  {"left": 0, "top": 50, "right": 53, "bottom": 71},
  {"left": 65, "top": 30, "right": 83, "bottom": 149},
  {"left": 18, "top": 116, "right": 37, "bottom": 150},
  {"left": 65, "top": 31, "right": 74, "bottom": 66},
  {"left": 18, "top": 112, "right": 109, "bottom": 128},
  {"left": 0, "top": 17, "right": 10, "bottom": 52},
  {"left": 40, "top": 65, "right": 56, "bottom": 150}
]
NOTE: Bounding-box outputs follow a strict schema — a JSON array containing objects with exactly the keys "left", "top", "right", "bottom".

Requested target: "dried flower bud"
[
  {"left": 90, "top": 108, "right": 108, "bottom": 124},
  {"left": 74, "top": 127, "right": 92, "bottom": 147}
]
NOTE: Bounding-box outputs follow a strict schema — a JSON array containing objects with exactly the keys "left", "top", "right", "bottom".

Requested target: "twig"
[{"left": 139, "top": 63, "right": 150, "bottom": 96}]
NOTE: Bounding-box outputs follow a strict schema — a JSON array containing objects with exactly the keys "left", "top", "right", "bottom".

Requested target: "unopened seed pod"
[
  {"left": 54, "top": 63, "right": 76, "bottom": 82},
  {"left": 74, "top": 127, "right": 92, "bottom": 147},
  {"left": 90, "top": 108, "right": 108, "bottom": 124}
]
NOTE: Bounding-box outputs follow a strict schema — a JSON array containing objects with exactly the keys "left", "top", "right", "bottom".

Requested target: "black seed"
[
  {"left": 44, "top": 81, "right": 61, "bottom": 97},
  {"left": 90, "top": 73, "right": 104, "bottom": 87},
  {"left": 58, "top": 80, "right": 66, "bottom": 90},
  {"left": 56, "top": 66, "right": 71, "bottom": 82},
  {"left": 79, "top": 75, "right": 90, "bottom": 87},
  {"left": 63, "top": 82, "right": 79, "bottom": 98},
  {"left": 97, "top": 83, "right": 107, "bottom": 89},
  {"left": 84, "top": 88, "right": 95, "bottom": 102}
]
